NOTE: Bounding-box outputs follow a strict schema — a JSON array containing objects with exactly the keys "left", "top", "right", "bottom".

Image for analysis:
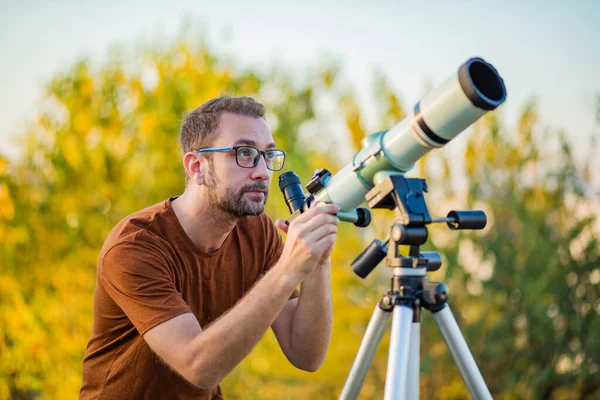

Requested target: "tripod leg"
[
  {"left": 433, "top": 305, "right": 492, "bottom": 400},
  {"left": 339, "top": 304, "right": 392, "bottom": 400},
  {"left": 384, "top": 304, "right": 414, "bottom": 400},
  {"left": 406, "top": 321, "right": 420, "bottom": 400}
]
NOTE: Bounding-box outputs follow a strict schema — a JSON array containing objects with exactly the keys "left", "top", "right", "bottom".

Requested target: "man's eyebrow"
[{"left": 234, "top": 139, "right": 277, "bottom": 149}]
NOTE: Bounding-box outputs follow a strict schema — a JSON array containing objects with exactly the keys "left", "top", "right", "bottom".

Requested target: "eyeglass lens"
[{"left": 236, "top": 146, "right": 285, "bottom": 170}]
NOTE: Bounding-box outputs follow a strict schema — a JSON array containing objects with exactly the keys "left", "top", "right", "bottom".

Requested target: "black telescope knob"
[
  {"left": 422, "top": 282, "right": 449, "bottom": 312},
  {"left": 391, "top": 224, "right": 428, "bottom": 246},
  {"left": 351, "top": 239, "right": 388, "bottom": 279},
  {"left": 420, "top": 251, "right": 442, "bottom": 272},
  {"left": 354, "top": 208, "right": 371, "bottom": 228},
  {"left": 446, "top": 210, "right": 487, "bottom": 230}
]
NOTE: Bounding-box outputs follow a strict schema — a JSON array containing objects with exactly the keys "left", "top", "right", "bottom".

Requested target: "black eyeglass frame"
[{"left": 195, "top": 146, "right": 286, "bottom": 171}]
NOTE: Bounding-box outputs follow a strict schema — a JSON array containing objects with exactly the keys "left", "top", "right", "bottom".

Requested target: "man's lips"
[{"left": 244, "top": 190, "right": 267, "bottom": 196}]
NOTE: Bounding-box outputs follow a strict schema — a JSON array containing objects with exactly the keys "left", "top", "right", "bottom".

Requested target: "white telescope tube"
[{"left": 314, "top": 57, "right": 506, "bottom": 211}]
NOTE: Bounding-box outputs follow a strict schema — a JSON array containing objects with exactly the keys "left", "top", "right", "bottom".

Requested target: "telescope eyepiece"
[{"left": 278, "top": 172, "right": 307, "bottom": 214}]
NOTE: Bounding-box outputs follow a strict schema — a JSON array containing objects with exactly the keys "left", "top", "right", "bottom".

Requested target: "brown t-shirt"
[{"left": 80, "top": 198, "right": 285, "bottom": 399}]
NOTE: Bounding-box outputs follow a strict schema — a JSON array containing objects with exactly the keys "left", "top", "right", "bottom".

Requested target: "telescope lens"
[
  {"left": 278, "top": 172, "right": 306, "bottom": 214},
  {"left": 458, "top": 57, "right": 507, "bottom": 111},
  {"left": 469, "top": 61, "right": 505, "bottom": 102}
]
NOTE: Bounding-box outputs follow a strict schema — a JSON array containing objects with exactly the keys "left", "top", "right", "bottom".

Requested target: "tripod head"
[{"left": 352, "top": 173, "right": 487, "bottom": 279}]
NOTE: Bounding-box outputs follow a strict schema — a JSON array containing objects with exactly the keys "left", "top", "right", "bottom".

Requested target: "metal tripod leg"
[
  {"left": 406, "top": 321, "right": 420, "bottom": 400},
  {"left": 339, "top": 304, "right": 392, "bottom": 400},
  {"left": 433, "top": 305, "right": 492, "bottom": 400},
  {"left": 384, "top": 304, "right": 414, "bottom": 400}
]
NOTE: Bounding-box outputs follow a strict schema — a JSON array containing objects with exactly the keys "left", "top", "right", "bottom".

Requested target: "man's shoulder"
[{"left": 101, "top": 199, "right": 172, "bottom": 255}]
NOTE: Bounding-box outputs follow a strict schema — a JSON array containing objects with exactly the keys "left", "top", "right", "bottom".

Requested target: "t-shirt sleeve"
[{"left": 99, "top": 240, "right": 192, "bottom": 336}]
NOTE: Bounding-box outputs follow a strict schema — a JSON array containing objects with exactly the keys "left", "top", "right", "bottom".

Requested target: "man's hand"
[{"left": 275, "top": 201, "right": 339, "bottom": 278}]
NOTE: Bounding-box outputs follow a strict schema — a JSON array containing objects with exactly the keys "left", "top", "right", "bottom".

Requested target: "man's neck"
[{"left": 171, "top": 190, "right": 238, "bottom": 253}]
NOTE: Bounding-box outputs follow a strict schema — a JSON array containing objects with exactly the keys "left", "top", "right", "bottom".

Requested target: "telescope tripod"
[
  {"left": 339, "top": 174, "right": 492, "bottom": 400},
  {"left": 339, "top": 258, "right": 492, "bottom": 400}
]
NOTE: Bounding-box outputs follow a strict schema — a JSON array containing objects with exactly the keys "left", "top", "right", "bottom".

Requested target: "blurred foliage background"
[{"left": 0, "top": 28, "right": 599, "bottom": 400}]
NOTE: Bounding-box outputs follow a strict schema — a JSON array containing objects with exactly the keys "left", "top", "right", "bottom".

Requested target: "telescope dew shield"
[{"left": 314, "top": 57, "right": 507, "bottom": 212}]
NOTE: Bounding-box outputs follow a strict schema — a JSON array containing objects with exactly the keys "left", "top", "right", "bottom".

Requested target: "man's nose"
[{"left": 251, "top": 154, "right": 271, "bottom": 180}]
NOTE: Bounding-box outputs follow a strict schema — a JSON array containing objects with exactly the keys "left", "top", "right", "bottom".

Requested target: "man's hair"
[{"left": 180, "top": 95, "right": 267, "bottom": 154}]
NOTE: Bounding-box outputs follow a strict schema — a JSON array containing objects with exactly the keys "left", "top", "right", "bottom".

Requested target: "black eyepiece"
[{"left": 278, "top": 172, "right": 306, "bottom": 214}]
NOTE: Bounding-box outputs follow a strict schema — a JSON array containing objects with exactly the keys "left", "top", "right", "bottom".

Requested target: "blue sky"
[{"left": 1, "top": 0, "right": 599, "bottom": 161}]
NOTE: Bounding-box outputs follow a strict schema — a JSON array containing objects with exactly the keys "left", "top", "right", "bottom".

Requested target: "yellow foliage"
[
  {"left": 0, "top": 184, "right": 15, "bottom": 220},
  {"left": 0, "top": 156, "right": 7, "bottom": 175},
  {"left": 62, "top": 135, "right": 82, "bottom": 169}
]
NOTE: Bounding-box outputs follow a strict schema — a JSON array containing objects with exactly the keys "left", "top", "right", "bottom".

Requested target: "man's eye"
[{"left": 238, "top": 149, "right": 253, "bottom": 157}]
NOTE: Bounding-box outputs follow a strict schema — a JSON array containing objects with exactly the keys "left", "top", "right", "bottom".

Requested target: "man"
[{"left": 80, "top": 96, "right": 340, "bottom": 399}]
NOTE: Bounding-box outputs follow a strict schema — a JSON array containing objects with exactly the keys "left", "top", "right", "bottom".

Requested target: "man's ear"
[{"left": 183, "top": 152, "right": 206, "bottom": 185}]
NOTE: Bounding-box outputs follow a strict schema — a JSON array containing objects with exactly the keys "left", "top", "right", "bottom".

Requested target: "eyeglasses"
[{"left": 196, "top": 146, "right": 286, "bottom": 171}]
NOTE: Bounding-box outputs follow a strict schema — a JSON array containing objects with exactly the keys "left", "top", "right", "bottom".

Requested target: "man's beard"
[{"left": 205, "top": 167, "right": 269, "bottom": 219}]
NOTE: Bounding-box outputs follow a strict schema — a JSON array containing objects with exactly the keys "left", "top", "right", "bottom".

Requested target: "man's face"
[{"left": 202, "top": 113, "right": 275, "bottom": 218}]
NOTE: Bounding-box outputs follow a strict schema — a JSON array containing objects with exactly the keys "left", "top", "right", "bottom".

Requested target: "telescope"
[
  {"left": 279, "top": 57, "right": 508, "bottom": 400},
  {"left": 279, "top": 57, "right": 506, "bottom": 223}
]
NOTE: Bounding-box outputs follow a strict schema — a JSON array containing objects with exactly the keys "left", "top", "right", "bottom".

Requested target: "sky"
[{"left": 1, "top": 0, "right": 599, "bottom": 163}]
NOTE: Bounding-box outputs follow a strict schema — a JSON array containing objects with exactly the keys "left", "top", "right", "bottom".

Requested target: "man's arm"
[
  {"left": 271, "top": 259, "right": 332, "bottom": 371},
  {"left": 142, "top": 202, "right": 339, "bottom": 389},
  {"left": 143, "top": 266, "right": 298, "bottom": 389}
]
